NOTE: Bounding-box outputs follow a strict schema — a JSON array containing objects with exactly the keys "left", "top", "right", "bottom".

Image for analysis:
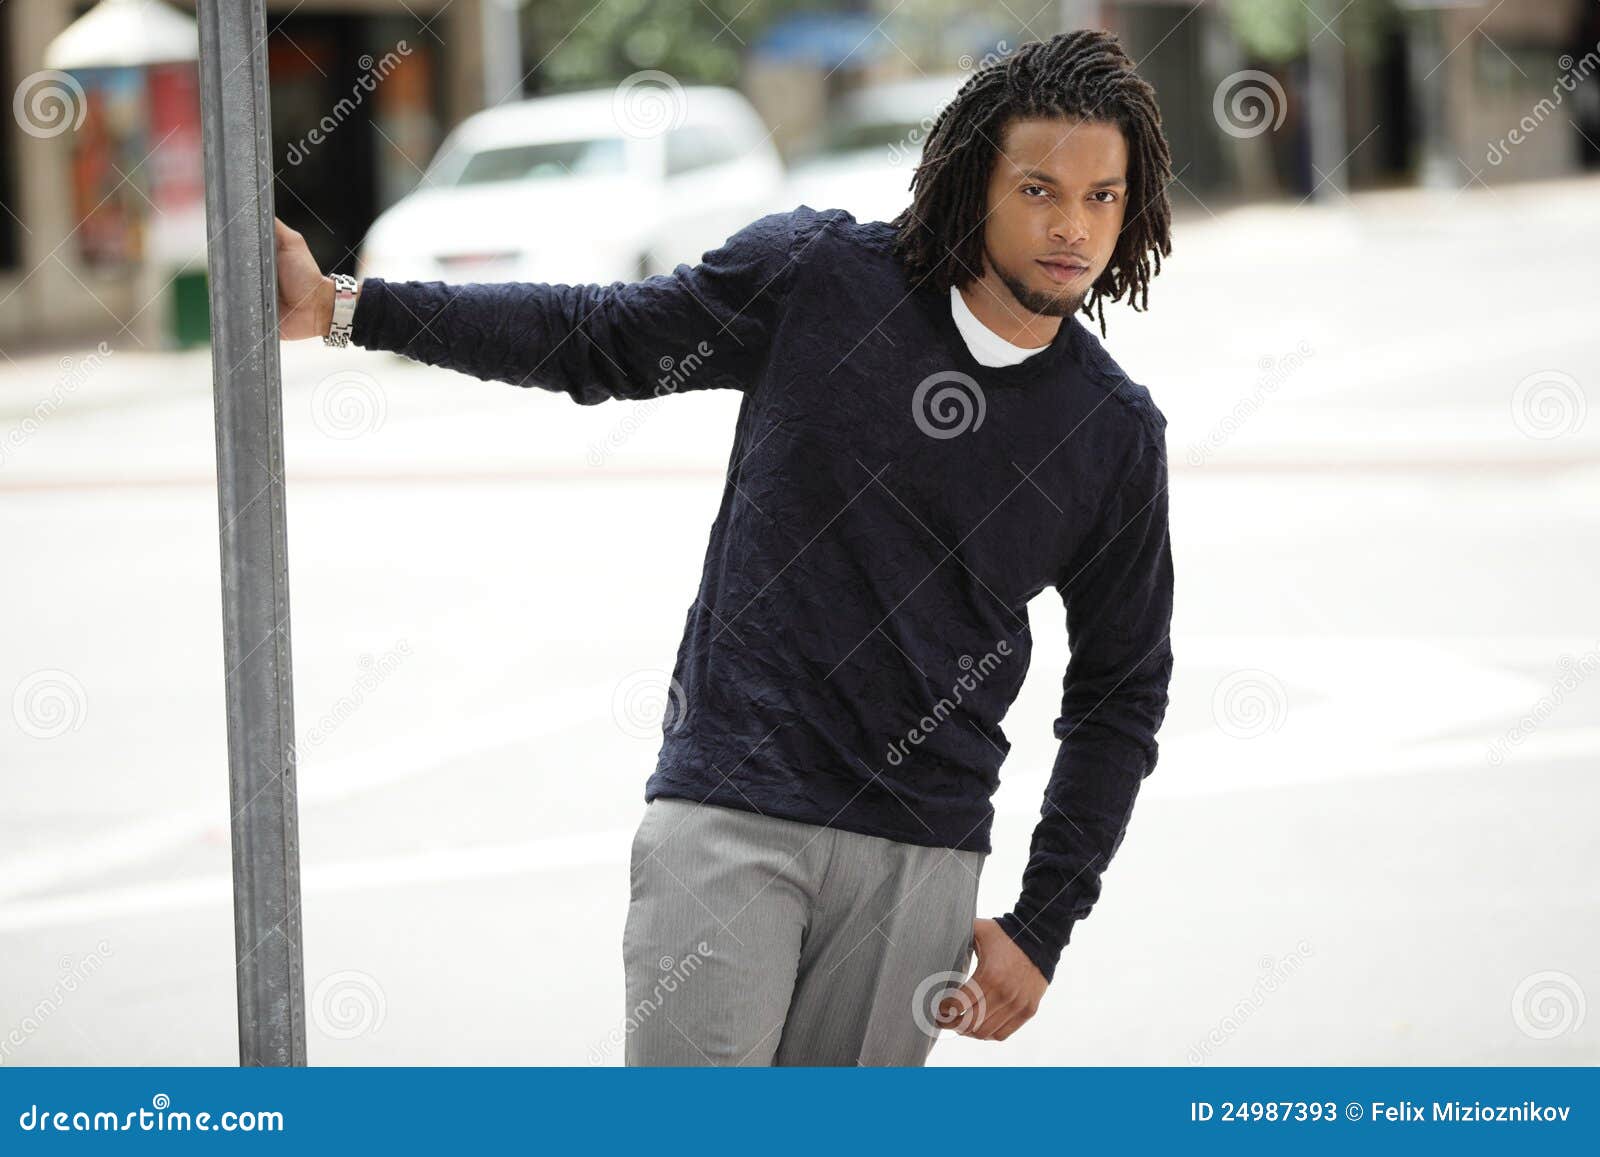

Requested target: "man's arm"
[
  {"left": 996, "top": 422, "right": 1175, "bottom": 984},
  {"left": 276, "top": 208, "right": 817, "bottom": 404},
  {"left": 354, "top": 209, "right": 812, "bottom": 405}
]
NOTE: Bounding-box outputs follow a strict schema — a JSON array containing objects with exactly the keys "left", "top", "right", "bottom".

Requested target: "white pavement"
[{"left": 0, "top": 176, "right": 1596, "bottom": 1066}]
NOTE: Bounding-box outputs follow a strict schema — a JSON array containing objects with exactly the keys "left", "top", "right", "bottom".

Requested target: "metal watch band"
[{"left": 323, "top": 273, "right": 359, "bottom": 347}]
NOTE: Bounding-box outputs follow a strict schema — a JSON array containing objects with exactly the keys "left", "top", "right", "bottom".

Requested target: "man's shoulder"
[
  {"left": 1068, "top": 323, "right": 1168, "bottom": 453},
  {"left": 766, "top": 203, "right": 902, "bottom": 274}
]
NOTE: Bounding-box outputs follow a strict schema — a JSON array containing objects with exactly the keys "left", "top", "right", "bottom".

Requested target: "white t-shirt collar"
[{"left": 949, "top": 284, "right": 1049, "bottom": 367}]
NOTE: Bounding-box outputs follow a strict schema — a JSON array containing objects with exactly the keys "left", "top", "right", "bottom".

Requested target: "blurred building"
[
  {"left": 0, "top": 0, "right": 492, "bottom": 349},
  {"left": 751, "top": 0, "right": 1598, "bottom": 210},
  {"left": 2, "top": 0, "right": 1596, "bottom": 349},
  {"left": 1081, "top": 0, "right": 1599, "bottom": 199}
]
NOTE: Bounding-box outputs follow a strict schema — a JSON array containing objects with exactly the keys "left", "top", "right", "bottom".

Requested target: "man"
[{"left": 276, "top": 28, "right": 1176, "bottom": 1065}]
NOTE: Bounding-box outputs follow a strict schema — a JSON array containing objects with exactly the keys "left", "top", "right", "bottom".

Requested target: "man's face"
[{"left": 978, "top": 116, "right": 1129, "bottom": 318}]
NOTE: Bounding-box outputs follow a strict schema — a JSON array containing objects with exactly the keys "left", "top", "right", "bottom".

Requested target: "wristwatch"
[{"left": 323, "top": 273, "right": 359, "bottom": 347}]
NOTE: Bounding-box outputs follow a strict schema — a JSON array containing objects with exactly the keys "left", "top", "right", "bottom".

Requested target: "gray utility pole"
[
  {"left": 1306, "top": 0, "right": 1349, "bottom": 201},
  {"left": 196, "top": 0, "right": 307, "bottom": 1066},
  {"left": 481, "top": 0, "right": 525, "bottom": 107}
]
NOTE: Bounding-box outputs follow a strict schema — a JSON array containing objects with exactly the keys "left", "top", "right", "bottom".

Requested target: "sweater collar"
[{"left": 915, "top": 275, "right": 1080, "bottom": 386}]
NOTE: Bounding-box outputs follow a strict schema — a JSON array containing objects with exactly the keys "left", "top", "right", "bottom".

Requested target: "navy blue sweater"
[{"left": 349, "top": 205, "right": 1175, "bottom": 984}]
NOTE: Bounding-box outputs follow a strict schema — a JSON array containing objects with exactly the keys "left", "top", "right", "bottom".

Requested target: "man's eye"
[
  {"left": 1092, "top": 190, "right": 1119, "bottom": 204},
  {"left": 1022, "top": 184, "right": 1049, "bottom": 198}
]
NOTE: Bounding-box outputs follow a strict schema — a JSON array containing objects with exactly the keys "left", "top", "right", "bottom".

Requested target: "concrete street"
[{"left": 1, "top": 176, "right": 1596, "bottom": 1066}]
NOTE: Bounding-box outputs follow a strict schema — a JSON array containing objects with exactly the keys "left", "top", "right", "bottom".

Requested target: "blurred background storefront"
[
  {"left": 1, "top": 0, "right": 461, "bottom": 348},
  {"left": 1, "top": 0, "right": 1596, "bottom": 349}
]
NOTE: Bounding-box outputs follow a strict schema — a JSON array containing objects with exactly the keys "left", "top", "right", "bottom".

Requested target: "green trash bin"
[{"left": 172, "top": 266, "right": 211, "bottom": 348}]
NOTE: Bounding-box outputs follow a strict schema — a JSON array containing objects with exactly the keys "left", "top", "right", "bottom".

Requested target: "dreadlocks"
[{"left": 889, "top": 29, "right": 1173, "bottom": 338}]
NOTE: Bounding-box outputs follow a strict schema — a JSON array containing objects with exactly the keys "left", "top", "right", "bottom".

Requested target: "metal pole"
[
  {"left": 481, "top": 0, "right": 524, "bottom": 107},
  {"left": 196, "top": 0, "right": 307, "bottom": 1066},
  {"left": 1404, "top": 3, "right": 1461, "bottom": 189},
  {"left": 1306, "top": 0, "right": 1348, "bottom": 201}
]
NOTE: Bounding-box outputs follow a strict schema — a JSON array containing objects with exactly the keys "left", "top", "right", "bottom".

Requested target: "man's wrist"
[
  {"left": 316, "top": 275, "right": 336, "bottom": 336},
  {"left": 996, "top": 911, "right": 1066, "bottom": 984}
]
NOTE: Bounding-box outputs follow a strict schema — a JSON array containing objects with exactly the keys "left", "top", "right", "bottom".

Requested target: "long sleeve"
[
  {"left": 996, "top": 423, "right": 1175, "bottom": 983},
  {"left": 348, "top": 207, "right": 813, "bottom": 404}
]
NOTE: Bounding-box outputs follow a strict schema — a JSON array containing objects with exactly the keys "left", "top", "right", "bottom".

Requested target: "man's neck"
[{"left": 956, "top": 277, "right": 1061, "bottom": 349}]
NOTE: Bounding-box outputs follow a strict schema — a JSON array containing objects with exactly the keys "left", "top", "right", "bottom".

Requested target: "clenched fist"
[
  {"left": 937, "top": 917, "right": 1050, "bottom": 1041},
  {"left": 273, "top": 217, "right": 335, "bottom": 340}
]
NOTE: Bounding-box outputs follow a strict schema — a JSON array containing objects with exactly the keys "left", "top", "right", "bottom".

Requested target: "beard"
[{"left": 986, "top": 243, "right": 1090, "bottom": 318}]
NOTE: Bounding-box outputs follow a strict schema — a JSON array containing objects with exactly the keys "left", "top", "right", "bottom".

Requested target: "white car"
[
  {"left": 784, "top": 74, "right": 968, "bottom": 227},
  {"left": 358, "top": 85, "right": 786, "bottom": 285}
]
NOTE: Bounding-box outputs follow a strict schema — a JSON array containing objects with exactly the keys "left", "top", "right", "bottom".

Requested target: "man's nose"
[{"left": 1048, "top": 206, "right": 1089, "bottom": 245}]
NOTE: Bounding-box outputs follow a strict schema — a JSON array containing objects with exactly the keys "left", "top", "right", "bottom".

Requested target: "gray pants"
[{"left": 622, "top": 796, "right": 986, "bottom": 1066}]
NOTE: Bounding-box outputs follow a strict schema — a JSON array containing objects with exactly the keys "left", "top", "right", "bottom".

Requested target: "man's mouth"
[{"left": 1036, "top": 258, "right": 1089, "bottom": 284}]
